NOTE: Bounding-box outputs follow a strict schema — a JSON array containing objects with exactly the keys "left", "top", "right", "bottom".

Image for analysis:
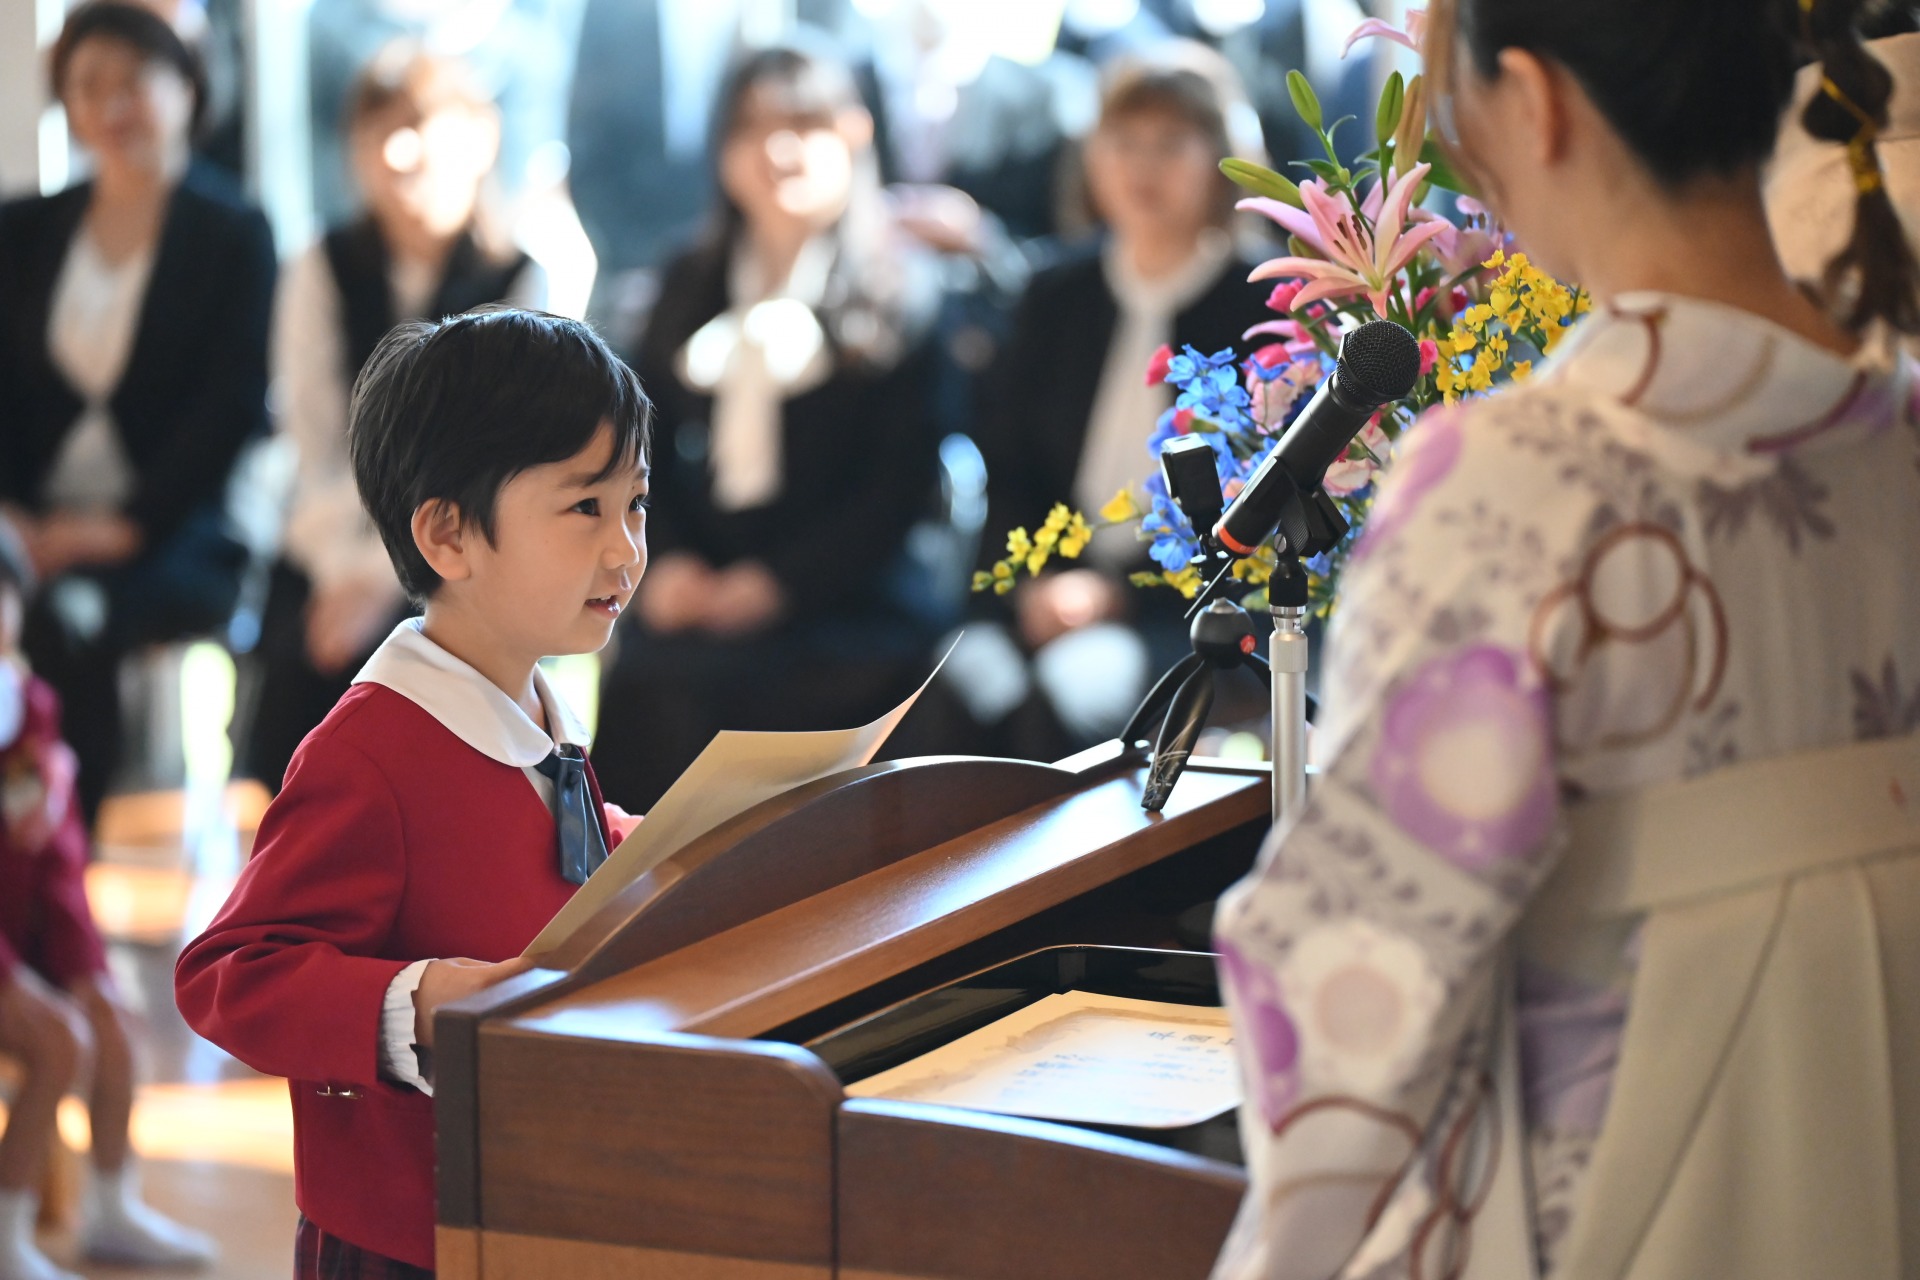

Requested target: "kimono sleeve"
[
  {"left": 174, "top": 731, "right": 412, "bottom": 1089},
  {"left": 1210, "top": 403, "right": 1586, "bottom": 1280}
]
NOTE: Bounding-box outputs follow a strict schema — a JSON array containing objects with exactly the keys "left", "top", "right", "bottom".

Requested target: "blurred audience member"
[
  {"left": 0, "top": 0, "right": 274, "bottom": 824},
  {"left": 0, "top": 456, "right": 218, "bottom": 1280},
  {"left": 953, "top": 43, "right": 1271, "bottom": 760},
  {"left": 592, "top": 39, "right": 944, "bottom": 809},
  {"left": 861, "top": 0, "right": 1099, "bottom": 242},
  {"left": 242, "top": 45, "right": 550, "bottom": 791}
]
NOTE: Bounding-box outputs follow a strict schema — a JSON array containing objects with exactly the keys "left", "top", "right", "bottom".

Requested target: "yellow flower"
[
  {"left": 1059, "top": 511, "right": 1094, "bottom": 558},
  {"left": 992, "top": 560, "right": 1013, "bottom": 580},
  {"left": 1007, "top": 527, "right": 1032, "bottom": 559},
  {"left": 971, "top": 571, "right": 993, "bottom": 593},
  {"left": 994, "top": 577, "right": 1015, "bottom": 596},
  {"left": 1042, "top": 503, "right": 1073, "bottom": 533},
  {"left": 1128, "top": 571, "right": 1164, "bottom": 589},
  {"left": 1512, "top": 360, "right": 1533, "bottom": 381},
  {"left": 1484, "top": 248, "right": 1506, "bottom": 270},
  {"left": 1034, "top": 525, "right": 1060, "bottom": 551},
  {"left": 1100, "top": 489, "right": 1140, "bottom": 523},
  {"left": 1451, "top": 326, "right": 1478, "bottom": 354},
  {"left": 1166, "top": 567, "right": 1204, "bottom": 598},
  {"left": 1027, "top": 550, "right": 1048, "bottom": 576}
]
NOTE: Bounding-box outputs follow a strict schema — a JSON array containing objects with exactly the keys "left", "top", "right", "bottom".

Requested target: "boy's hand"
[{"left": 412, "top": 956, "right": 533, "bottom": 1051}]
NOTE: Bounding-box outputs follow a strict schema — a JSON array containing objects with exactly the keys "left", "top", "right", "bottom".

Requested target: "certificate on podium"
[
  {"left": 523, "top": 647, "right": 950, "bottom": 960},
  {"left": 845, "top": 991, "right": 1241, "bottom": 1129}
]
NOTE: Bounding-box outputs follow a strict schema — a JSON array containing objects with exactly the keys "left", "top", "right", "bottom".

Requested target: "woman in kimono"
[{"left": 1212, "top": 1, "right": 1920, "bottom": 1277}]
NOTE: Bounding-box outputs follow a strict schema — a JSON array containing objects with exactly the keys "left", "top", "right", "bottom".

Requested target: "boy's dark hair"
[
  {"left": 51, "top": 1, "right": 209, "bottom": 136},
  {"left": 348, "top": 309, "right": 652, "bottom": 602}
]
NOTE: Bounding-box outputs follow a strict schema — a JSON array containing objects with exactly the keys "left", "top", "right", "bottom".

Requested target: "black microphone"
[{"left": 1213, "top": 319, "right": 1421, "bottom": 556}]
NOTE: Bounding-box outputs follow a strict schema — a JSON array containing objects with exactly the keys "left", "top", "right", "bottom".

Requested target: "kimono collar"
[
  {"left": 352, "top": 618, "right": 591, "bottom": 768},
  {"left": 1540, "top": 290, "right": 1914, "bottom": 459}
]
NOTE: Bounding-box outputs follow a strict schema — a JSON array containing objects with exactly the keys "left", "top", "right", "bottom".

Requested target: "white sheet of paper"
[
  {"left": 523, "top": 644, "right": 953, "bottom": 959},
  {"left": 844, "top": 991, "right": 1242, "bottom": 1129}
]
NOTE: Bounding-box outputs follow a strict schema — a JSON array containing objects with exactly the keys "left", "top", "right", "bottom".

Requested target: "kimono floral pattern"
[{"left": 1211, "top": 295, "right": 1920, "bottom": 1280}]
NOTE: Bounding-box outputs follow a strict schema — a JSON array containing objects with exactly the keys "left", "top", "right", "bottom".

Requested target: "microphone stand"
[{"left": 1124, "top": 478, "right": 1345, "bottom": 823}]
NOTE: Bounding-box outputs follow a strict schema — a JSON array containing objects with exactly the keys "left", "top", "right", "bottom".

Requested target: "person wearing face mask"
[
  {"left": 0, "top": 0, "right": 275, "bottom": 829},
  {"left": 588, "top": 38, "right": 943, "bottom": 812},
  {"left": 951, "top": 44, "right": 1272, "bottom": 761},
  {"left": 242, "top": 44, "right": 549, "bottom": 794},
  {"left": 1209, "top": 2, "right": 1920, "bottom": 1278}
]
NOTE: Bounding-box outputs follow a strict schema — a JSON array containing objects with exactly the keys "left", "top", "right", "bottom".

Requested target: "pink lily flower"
[
  {"left": 1343, "top": 8, "right": 1426, "bottom": 58},
  {"left": 1242, "top": 163, "right": 1450, "bottom": 318}
]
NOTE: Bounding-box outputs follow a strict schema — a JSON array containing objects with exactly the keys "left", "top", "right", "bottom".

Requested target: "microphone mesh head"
[{"left": 1337, "top": 320, "right": 1423, "bottom": 405}]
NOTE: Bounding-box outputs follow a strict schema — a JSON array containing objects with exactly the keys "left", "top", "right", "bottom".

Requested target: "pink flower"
[
  {"left": 1242, "top": 164, "right": 1450, "bottom": 318},
  {"left": 1250, "top": 359, "right": 1323, "bottom": 428},
  {"left": 1242, "top": 316, "right": 1320, "bottom": 358},
  {"left": 1419, "top": 338, "right": 1439, "bottom": 375},
  {"left": 1343, "top": 8, "right": 1426, "bottom": 57},
  {"left": 1249, "top": 343, "right": 1291, "bottom": 367},
  {"left": 1172, "top": 408, "right": 1196, "bottom": 435},
  {"left": 1265, "top": 280, "right": 1304, "bottom": 313},
  {"left": 1321, "top": 418, "right": 1391, "bottom": 496},
  {"left": 1145, "top": 342, "right": 1174, "bottom": 386}
]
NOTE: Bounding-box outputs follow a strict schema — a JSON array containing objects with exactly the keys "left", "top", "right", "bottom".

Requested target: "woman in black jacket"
[
  {"left": 590, "top": 40, "right": 944, "bottom": 809},
  {"left": 959, "top": 44, "right": 1274, "bottom": 760},
  {"left": 0, "top": 1, "right": 275, "bottom": 823}
]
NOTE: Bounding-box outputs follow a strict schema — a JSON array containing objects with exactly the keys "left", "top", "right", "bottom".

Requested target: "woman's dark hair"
[
  {"left": 1457, "top": 0, "right": 1920, "bottom": 332},
  {"left": 699, "top": 36, "right": 931, "bottom": 371},
  {"left": 349, "top": 309, "right": 652, "bottom": 602},
  {"left": 1799, "top": 0, "right": 1920, "bottom": 329},
  {"left": 50, "top": 0, "right": 209, "bottom": 136}
]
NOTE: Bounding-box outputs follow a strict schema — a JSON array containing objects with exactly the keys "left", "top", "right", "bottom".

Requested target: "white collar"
[{"left": 351, "top": 618, "right": 591, "bottom": 768}]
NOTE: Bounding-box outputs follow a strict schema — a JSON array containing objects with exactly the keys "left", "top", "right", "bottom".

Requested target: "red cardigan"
[{"left": 175, "top": 682, "right": 607, "bottom": 1269}]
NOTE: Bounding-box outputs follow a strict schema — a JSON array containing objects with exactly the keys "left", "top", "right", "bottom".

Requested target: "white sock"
[
  {"left": 0, "top": 1188, "right": 79, "bottom": 1280},
  {"left": 80, "top": 1163, "right": 218, "bottom": 1267}
]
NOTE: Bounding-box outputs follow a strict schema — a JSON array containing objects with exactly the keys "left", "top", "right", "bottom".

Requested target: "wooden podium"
[{"left": 433, "top": 744, "right": 1270, "bottom": 1280}]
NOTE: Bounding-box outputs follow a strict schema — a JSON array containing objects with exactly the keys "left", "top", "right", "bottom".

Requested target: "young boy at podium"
[{"left": 176, "top": 309, "right": 651, "bottom": 1278}]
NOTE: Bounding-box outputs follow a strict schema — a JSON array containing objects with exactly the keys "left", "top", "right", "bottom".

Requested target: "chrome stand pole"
[{"left": 1269, "top": 604, "right": 1310, "bottom": 825}]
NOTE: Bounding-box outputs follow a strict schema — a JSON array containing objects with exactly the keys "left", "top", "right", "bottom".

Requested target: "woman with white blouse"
[{"left": 243, "top": 44, "right": 551, "bottom": 791}]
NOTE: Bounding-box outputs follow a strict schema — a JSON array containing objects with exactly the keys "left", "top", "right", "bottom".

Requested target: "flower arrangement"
[{"left": 973, "top": 10, "right": 1589, "bottom": 615}]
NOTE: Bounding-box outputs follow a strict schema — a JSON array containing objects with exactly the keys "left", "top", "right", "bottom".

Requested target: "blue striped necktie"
[{"left": 533, "top": 745, "right": 609, "bottom": 886}]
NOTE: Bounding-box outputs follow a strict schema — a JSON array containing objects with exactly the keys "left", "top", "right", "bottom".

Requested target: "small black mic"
[{"left": 1214, "top": 319, "right": 1421, "bottom": 556}]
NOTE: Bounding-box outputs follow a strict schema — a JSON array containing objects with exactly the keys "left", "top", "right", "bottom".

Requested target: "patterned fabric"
[
  {"left": 294, "top": 1217, "right": 433, "bottom": 1280},
  {"left": 1211, "top": 293, "right": 1920, "bottom": 1279}
]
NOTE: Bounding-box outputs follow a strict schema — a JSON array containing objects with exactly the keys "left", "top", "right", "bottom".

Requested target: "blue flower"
[
  {"left": 1142, "top": 494, "right": 1200, "bottom": 572},
  {"left": 1145, "top": 406, "right": 1186, "bottom": 461}
]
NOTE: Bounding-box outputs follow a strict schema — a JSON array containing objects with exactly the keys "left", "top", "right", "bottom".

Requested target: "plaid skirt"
[{"left": 293, "top": 1217, "right": 433, "bottom": 1280}]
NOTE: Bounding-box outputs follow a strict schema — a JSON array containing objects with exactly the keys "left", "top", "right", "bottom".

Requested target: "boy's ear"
[{"left": 412, "top": 499, "right": 474, "bottom": 584}]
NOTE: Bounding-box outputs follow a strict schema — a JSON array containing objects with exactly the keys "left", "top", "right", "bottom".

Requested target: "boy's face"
[{"left": 443, "top": 421, "right": 648, "bottom": 660}]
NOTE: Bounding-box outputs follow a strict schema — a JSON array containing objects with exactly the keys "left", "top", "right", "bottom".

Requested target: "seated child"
[
  {"left": 175, "top": 310, "right": 651, "bottom": 1276},
  {"left": 0, "top": 533, "right": 217, "bottom": 1280}
]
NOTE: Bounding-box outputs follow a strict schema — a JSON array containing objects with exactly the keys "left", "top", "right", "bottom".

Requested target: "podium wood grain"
[{"left": 438, "top": 750, "right": 1270, "bottom": 1278}]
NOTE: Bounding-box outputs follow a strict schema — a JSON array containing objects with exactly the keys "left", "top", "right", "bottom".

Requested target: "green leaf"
[
  {"left": 1298, "top": 158, "right": 1345, "bottom": 183},
  {"left": 1375, "top": 71, "right": 1405, "bottom": 146},
  {"left": 1287, "top": 234, "right": 1317, "bottom": 260},
  {"left": 1287, "top": 69, "right": 1323, "bottom": 131},
  {"left": 1419, "top": 138, "right": 1477, "bottom": 196},
  {"left": 1220, "top": 158, "right": 1303, "bottom": 207}
]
